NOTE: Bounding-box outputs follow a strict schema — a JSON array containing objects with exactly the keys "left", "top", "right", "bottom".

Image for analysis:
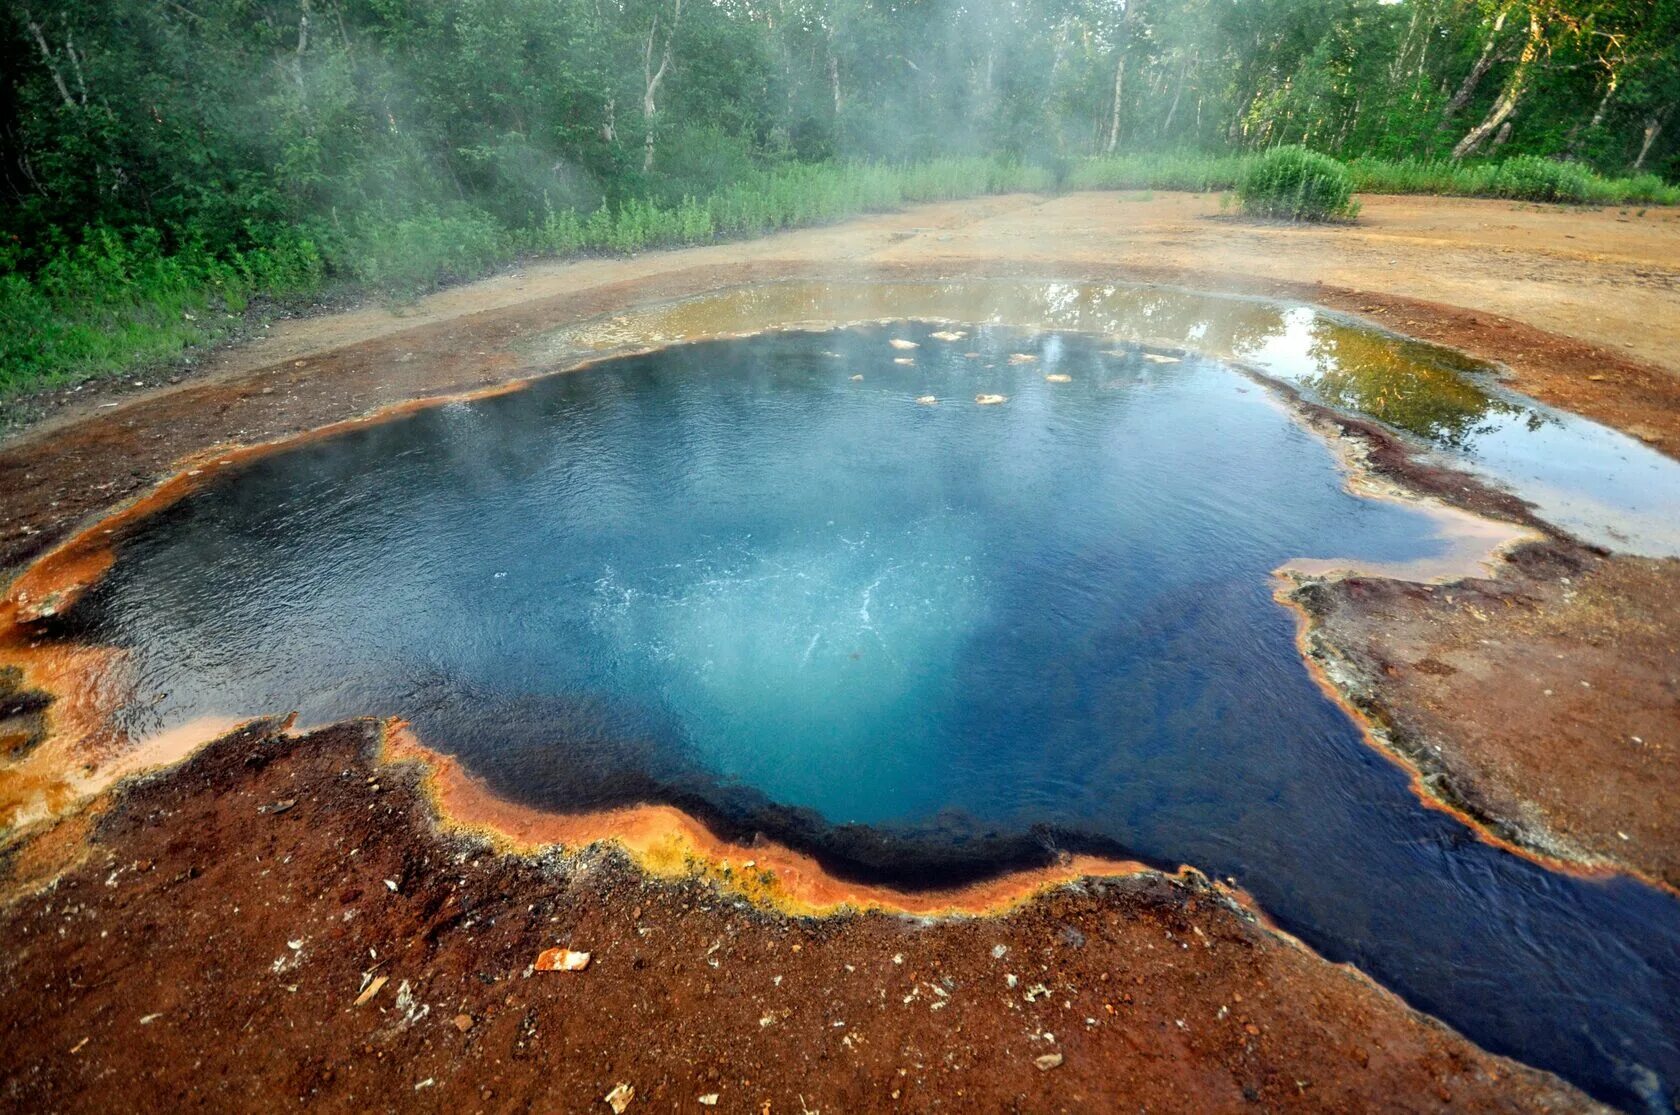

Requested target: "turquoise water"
[{"left": 58, "top": 323, "right": 1680, "bottom": 1110}]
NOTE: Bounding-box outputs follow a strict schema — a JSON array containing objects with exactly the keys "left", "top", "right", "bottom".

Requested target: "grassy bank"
[
  {"left": 1, "top": 158, "right": 1050, "bottom": 401},
  {"left": 2, "top": 152, "right": 1674, "bottom": 402}
]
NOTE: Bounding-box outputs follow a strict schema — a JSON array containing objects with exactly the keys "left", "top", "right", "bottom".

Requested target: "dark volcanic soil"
[{"left": 0, "top": 721, "right": 1596, "bottom": 1113}]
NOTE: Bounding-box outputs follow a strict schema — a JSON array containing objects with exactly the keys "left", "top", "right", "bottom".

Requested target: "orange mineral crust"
[{"left": 384, "top": 721, "right": 1165, "bottom": 918}]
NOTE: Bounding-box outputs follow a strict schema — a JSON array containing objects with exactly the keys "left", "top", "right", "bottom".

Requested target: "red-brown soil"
[{"left": 0, "top": 722, "right": 1597, "bottom": 1112}]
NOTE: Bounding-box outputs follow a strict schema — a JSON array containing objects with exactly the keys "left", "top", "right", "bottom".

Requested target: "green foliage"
[
  {"left": 1237, "top": 147, "right": 1360, "bottom": 221},
  {"left": 1067, "top": 153, "right": 1251, "bottom": 192},
  {"left": 1346, "top": 156, "right": 1680, "bottom": 205},
  {"left": 0, "top": 228, "right": 320, "bottom": 395},
  {"left": 344, "top": 209, "right": 512, "bottom": 293}
]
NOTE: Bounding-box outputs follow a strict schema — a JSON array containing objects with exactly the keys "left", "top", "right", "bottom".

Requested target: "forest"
[{"left": 4, "top": 0, "right": 1679, "bottom": 392}]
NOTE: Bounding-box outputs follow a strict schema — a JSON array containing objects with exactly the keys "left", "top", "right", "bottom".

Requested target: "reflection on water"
[
  {"left": 55, "top": 324, "right": 1680, "bottom": 1111},
  {"left": 1301, "top": 322, "right": 1532, "bottom": 447},
  {"left": 531, "top": 280, "right": 1680, "bottom": 556}
]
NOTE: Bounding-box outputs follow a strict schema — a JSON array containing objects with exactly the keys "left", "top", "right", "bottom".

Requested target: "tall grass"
[
  {"left": 1066, "top": 152, "right": 1249, "bottom": 192},
  {"left": 1344, "top": 154, "right": 1680, "bottom": 205},
  {"left": 1, "top": 158, "right": 1045, "bottom": 400},
  {"left": 1072, "top": 150, "right": 1680, "bottom": 205},
  {"left": 1237, "top": 146, "right": 1360, "bottom": 221},
  {"left": 0, "top": 228, "right": 321, "bottom": 396}
]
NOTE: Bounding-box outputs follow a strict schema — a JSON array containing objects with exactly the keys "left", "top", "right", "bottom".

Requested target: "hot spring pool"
[{"left": 49, "top": 317, "right": 1680, "bottom": 1109}]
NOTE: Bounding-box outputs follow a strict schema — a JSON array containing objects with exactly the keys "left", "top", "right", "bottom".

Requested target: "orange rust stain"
[{"left": 381, "top": 721, "right": 1161, "bottom": 918}]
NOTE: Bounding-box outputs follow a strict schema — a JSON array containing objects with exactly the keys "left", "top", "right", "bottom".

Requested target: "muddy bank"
[
  {"left": 1292, "top": 541, "right": 1680, "bottom": 889},
  {"left": 0, "top": 720, "right": 1598, "bottom": 1113}
]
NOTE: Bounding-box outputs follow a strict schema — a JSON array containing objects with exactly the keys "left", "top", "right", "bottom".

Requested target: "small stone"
[
  {"left": 916, "top": 395, "right": 938, "bottom": 405},
  {"left": 1044, "top": 373, "right": 1072, "bottom": 383},
  {"left": 889, "top": 339, "right": 920, "bottom": 350},
  {"left": 453, "top": 1014, "right": 473, "bottom": 1032},
  {"left": 975, "top": 394, "right": 1008, "bottom": 405},
  {"left": 535, "top": 947, "right": 591, "bottom": 972},
  {"left": 605, "top": 1082, "right": 635, "bottom": 1113},
  {"left": 1035, "top": 1053, "right": 1064, "bottom": 1071},
  {"left": 698, "top": 1096, "right": 719, "bottom": 1107}
]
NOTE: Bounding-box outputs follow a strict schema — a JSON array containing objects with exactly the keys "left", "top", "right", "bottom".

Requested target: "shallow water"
[
  {"left": 533, "top": 281, "right": 1680, "bottom": 556},
  {"left": 60, "top": 324, "right": 1680, "bottom": 1110}
]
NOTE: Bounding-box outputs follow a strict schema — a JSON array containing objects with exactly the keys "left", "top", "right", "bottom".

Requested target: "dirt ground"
[
  {"left": 2, "top": 191, "right": 1678, "bottom": 1109},
  {"left": 0, "top": 722, "right": 1596, "bottom": 1113}
]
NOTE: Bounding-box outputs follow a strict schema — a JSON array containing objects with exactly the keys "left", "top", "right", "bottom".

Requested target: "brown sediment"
[
  {"left": 1287, "top": 544, "right": 1680, "bottom": 890},
  {"left": 1272, "top": 568, "right": 1680, "bottom": 898},
  {"left": 384, "top": 722, "right": 1159, "bottom": 919},
  {"left": 0, "top": 718, "right": 1600, "bottom": 1112}
]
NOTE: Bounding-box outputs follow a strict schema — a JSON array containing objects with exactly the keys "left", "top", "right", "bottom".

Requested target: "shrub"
[
  {"left": 1486, "top": 156, "right": 1598, "bottom": 203},
  {"left": 1238, "top": 146, "right": 1360, "bottom": 221}
]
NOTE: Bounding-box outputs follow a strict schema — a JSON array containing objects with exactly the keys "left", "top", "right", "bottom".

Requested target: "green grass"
[
  {"left": 2, "top": 151, "right": 1674, "bottom": 404},
  {"left": 0, "top": 227, "right": 322, "bottom": 397},
  {"left": 1344, "top": 154, "right": 1680, "bottom": 205},
  {"left": 1072, "top": 150, "right": 1680, "bottom": 206},
  {"left": 1066, "top": 152, "right": 1250, "bottom": 192},
  {"left": 1, "top": 158, "right": 1048, "bottom": 402}
]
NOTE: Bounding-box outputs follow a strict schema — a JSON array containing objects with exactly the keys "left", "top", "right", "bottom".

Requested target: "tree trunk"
[
  {"left": 1104, "top": 56, "right": 1125, "bottom": 153},
  {"left": 641, "top": 0, "right": 681, "bottom": 173},
  {"left": 1452, "top": 7, "right": 1542, "bottom": 159},
  {"left": 1588, "top": 69, "right": 1619, "bottom": 130},
  {"left": 826, "top": 22, "right": 842, "bottom": 116},
  {"left": 1160, "top": 50, "right": 1193, "bottom": 138},
  {"left": 23, "top": 10, "right": 77, "bottom": 110},
  {"left": 1633, "top": 108, "right": 1669, "bottom": 170},
  {"left": 293, "top": 0, "right": 312, "bottom": 95},
  {"left": 1440, "top": 0, "right": 1514, "bottom": 126},
  {"left": 1103, "top": 0, "right": 1145, "bottom": 153}
]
